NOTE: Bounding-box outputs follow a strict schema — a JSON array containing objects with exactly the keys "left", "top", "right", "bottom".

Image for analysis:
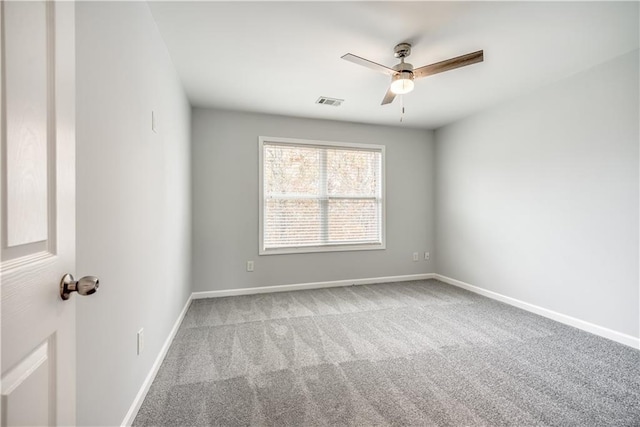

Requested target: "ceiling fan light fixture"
[{"left": 390, "top": 72, "right": 414, "bottom": 94}]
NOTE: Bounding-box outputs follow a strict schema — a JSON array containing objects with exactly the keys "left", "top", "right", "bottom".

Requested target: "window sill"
[{"left": 259, "top": 243, "right": 385, "bottom": 255}]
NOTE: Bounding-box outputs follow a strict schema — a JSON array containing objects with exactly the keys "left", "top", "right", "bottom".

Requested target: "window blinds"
[{"left": 262, "top": 141, "right": 383, "bottom": 251}]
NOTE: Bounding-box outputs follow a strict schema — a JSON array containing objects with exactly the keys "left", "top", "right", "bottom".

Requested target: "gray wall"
[
  {"left": 76, "top": 2, "right": 191, "bottom": 425},
  {"left": 435, "top": 50, "right": 639, "bottom": 338},
  {"left": 192, "top": 109, "right": 435, "bottom": 291}
]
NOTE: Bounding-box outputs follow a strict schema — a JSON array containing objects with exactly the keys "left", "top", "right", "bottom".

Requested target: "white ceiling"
[{"left": 148, "top": 1, "right": 639, "bottom": 129}]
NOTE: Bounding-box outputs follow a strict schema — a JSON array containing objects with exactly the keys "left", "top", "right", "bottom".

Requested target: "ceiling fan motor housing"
[{"left": 393, "top": 62, "right": 414, "bottom": 73}]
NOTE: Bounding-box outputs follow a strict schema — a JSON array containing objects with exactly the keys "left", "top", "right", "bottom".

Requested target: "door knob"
[{"left": 60, "top": 274, "right": 99, "bottom": 300}]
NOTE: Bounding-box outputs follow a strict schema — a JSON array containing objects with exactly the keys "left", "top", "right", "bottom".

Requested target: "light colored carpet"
[{"left": 133, "top": 279, "right": 640, "bottom": 426}]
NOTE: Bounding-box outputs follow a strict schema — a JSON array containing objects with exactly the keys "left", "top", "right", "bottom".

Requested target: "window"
[{"left": 259, "top": 136, "right": 385, "bottom": 255}]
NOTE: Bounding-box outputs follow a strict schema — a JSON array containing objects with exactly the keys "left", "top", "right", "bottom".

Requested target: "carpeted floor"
[{"left": 133, "top": 279, "right": 640, "bottom": 426}]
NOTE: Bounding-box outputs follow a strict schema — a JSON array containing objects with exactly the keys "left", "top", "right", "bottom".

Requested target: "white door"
[{"left": 1, "top": 1, "right": 78, "bottom": 425}]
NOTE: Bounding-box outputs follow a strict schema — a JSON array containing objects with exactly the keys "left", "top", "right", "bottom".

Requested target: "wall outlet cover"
[{"left": 137, "top": 328, "right": 144, "bottom": 355}]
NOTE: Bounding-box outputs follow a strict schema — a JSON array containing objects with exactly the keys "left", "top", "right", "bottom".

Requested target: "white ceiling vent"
[{"left": 316, "top": 96, "right": 344, "bottom": 107}]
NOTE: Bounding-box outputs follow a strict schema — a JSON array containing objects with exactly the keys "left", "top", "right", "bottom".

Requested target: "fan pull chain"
[{"left": 400, "top": 95, "right": 405, "bottom": 122}]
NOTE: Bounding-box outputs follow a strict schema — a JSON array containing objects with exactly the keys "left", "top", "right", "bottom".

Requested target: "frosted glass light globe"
[{"left": 390, "top": 72, "right": 415, "bottom": 94}]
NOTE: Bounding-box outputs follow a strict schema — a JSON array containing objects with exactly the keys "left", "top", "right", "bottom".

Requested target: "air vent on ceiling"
[{"left": 316, "top": 96, "right": 344, "bottom": 107}]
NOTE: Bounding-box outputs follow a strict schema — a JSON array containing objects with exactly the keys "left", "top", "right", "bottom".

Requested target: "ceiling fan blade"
[
  {"left": 413, "top": 50, "right": 484, "bottom": 79},
  {"left": 381, "top": 88, "right": 396, "bottom": 105},
  {"left": 342, "top": 53, "right": 396, "bottom": 75}
]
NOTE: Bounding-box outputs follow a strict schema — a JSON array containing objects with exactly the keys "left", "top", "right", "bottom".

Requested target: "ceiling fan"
[{"left": 342, "top": 43, "right": 484, "bottom": 105}]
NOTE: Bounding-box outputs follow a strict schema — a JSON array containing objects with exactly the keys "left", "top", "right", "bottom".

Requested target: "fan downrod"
[{"left": 394, "top": 43, "right": 412, "bottom": 59}]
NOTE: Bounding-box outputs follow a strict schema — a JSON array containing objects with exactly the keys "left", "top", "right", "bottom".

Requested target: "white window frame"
[{"left": 259, "top": 136, "right": 386, "bottom": 255}]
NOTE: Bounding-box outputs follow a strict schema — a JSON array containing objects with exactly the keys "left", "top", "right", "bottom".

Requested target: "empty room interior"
[{"left": 1, "top": 1, "right": 639, "bottom": 426}]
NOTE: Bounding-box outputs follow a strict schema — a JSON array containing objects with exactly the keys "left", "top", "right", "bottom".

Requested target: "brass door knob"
[{"left": 60, "top": 274, "right": 99, "bottom": 300}]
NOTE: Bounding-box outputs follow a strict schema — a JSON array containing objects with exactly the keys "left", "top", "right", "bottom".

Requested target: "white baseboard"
[
  {"left": 434, "top": 274, "right": 640, "bottom": 350},
  {"left": 192, "top": 273, "right": 436, "bottom": 299},
  {"left": 121, "top": 295, "right": 193, "bottom": 426}
]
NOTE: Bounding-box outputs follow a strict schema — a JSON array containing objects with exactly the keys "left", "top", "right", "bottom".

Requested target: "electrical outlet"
[
  {"left": 247, "top": 260, "right": 254, "bottom": 272},
  {"left": 137, "top": 328, "right": 144, "bottom": 355},
  {"left": 424, "top": 252, "right": 430, "bottom": 260},
  {"left": 412, "top": 252, "right": 419, "bottom": 262}
]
